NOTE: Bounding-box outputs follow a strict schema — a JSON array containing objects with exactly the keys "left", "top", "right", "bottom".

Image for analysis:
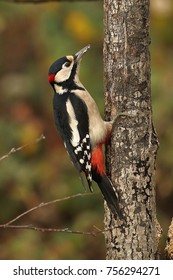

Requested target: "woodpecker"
[{"left": 48, "top": 45, "right": 122, "bottom": 218}]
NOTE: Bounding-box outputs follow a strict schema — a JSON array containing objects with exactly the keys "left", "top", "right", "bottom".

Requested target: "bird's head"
[{"left": 48, "top": 45, "right": 90, "bottom": 92}]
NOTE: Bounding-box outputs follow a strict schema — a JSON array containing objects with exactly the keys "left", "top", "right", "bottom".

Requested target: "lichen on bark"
[{"left": 103, "top": 0, "right": 159, "bottom": 259}]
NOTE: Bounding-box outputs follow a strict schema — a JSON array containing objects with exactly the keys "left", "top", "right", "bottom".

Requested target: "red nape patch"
[
  {"left": 48, "top": 74, "right": 55, "bottom": 83},
  {"left": 91, "top": 144, "right": 106, "bottom": 175}
]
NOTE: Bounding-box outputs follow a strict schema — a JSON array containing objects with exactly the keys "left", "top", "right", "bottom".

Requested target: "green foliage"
[{"left": 0, "top": 1, "right": 172, "bottom": 259}]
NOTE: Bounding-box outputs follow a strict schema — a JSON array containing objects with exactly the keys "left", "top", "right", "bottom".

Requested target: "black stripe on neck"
[{"left": 55, "top": 81, "right": 85, "bottom": 91}]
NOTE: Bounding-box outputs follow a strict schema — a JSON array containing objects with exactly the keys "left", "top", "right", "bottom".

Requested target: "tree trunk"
[
  {"left": 165, "top": 219, "right": 173, "bottom": 259},
  {"left": 103, "top": 0, "right": 159, "bottom": 259}
]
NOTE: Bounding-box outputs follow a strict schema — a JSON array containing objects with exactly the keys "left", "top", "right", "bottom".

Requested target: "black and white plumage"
[
  {"left": 53, "top": 91, "right": 92, "bottom": 191},
  {"left": 48, "top": 45, "right": 122, "bottom": 218}
]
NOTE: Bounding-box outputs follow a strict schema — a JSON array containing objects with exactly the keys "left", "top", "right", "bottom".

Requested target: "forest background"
[{"left": 0, "top": 0, "right": 173, "bottom": 259}]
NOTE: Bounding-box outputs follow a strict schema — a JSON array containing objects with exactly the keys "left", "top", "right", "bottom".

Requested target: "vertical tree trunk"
[
  {"left": 165, "top": 219, "right": 173, "bottom": 259},
  {"left": 103, "top": 0, "right": 159, "bottom": 259}
]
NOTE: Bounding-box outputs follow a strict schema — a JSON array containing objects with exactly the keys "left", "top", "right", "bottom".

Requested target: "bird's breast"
[{"left": 73, "top": 88, "right": 108, "bottom": 148}]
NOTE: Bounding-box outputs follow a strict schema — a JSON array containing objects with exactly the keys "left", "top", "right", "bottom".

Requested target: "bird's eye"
[{"left": 64, "top": 61, "right": 71, "bottom": 67}]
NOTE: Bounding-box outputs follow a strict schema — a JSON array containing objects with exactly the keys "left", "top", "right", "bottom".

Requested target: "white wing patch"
[
  {"left": 73, "top": 134, "right": 93, "bottom": 191},
  {"left": 66, "top": 99, "right": 80, "bottom": 147}
]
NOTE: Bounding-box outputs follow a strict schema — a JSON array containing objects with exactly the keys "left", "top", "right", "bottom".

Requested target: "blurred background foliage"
[{"left": 0, "top": 0, "right": 172, "bottom": 259}]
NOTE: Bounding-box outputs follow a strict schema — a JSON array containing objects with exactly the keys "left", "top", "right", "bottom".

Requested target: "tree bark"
[
  {"left": 103, "top": 0, "right": 159, "bottom": 259},
  {"left": 165, "top": 219, "right": 173, "bottom": 259}
]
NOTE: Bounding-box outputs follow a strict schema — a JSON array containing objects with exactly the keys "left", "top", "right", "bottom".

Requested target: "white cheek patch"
[
  {"left": 55, "top": 68, "right": 70, "bottom": 83},
  {"left": 66, "top": 99, "right": 80, "bottom": 147},
  {"left": 54, "top": 60, "right": 74, "bottom": 83}
]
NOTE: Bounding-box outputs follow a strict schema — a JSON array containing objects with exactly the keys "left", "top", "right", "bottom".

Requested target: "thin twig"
[
  {"left": 0, "top": 222, "right": 123, "bottom": 237},
  {"left": 0, "top": 134, "right": 45, "bottom": 161},
  {"left": 0, "top": 190, "right": 120, "bottom": 237},
  {"left": 0, "top": 134, "right": 99, "bottom": 237},
  {"left": 3, "top": 192, "right": 94, "bottom": 226},
  {"left": 0, "top": 192, "right": 98, "bottom": 236},
  {"left": 0, "top": 224, "right": 98, "bottom": 236}
]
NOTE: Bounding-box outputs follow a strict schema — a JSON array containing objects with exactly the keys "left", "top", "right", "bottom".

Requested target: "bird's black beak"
[{"left": 74, "top": 45, "right": 90, "bottom": 63}]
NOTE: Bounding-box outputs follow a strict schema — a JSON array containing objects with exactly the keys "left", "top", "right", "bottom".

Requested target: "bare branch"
[
  {"left": 0, "top": 190, "right": 128, "bottom": 237},
  {"left": 0, "top": 222, "right": 128, "bottom": 237},
  {"left": 0, "top": 224, "right": 98, "bottom": 236},
  {"left": 0, "top": 0, "right": 99, "bottom": 4},
  {"left": 3, "top": 192, "right": 94, "bottom": 226},
  {"left": 0, "top": 134, "right": 45, "bottom": 161},
  {"left": 0, "top": 192, "right": 100, "bottom": 237},
  {"left": 0, "top": 191, "right": 120, "bottom": 237},
  {"left": 0, "top": 221, "right": 121, "bottom": 237}
]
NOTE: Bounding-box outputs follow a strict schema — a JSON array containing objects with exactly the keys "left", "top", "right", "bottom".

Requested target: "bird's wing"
[
  {"left": 53, "top": 93, "right": 92, "bottom": 191},
  {"left": 67, "top": 94, "right": 93, "bottom": 191},
  {"left": 63, "top": 139, "right": 87, "bottom": 190}
]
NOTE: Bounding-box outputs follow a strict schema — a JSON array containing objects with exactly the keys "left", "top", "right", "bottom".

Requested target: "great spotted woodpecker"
[{"left": 48, "top": 45, "right": 122, "bottom": 218}]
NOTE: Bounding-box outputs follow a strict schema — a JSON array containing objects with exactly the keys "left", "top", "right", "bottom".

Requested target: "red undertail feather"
[
  {"left": 91, "top": 144, "right": 106, "bottom": 175},
  {"left": 91, "top": 144, "right": 123, "bottom": 219}
]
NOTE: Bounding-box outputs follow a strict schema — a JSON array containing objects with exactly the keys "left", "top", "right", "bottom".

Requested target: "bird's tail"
[{"left": 92, "top": 171, "right": 123, "bottom": 219}]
